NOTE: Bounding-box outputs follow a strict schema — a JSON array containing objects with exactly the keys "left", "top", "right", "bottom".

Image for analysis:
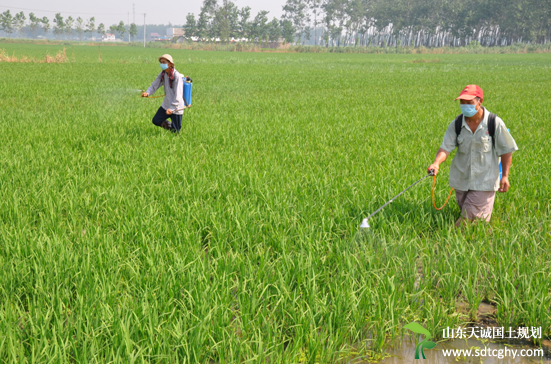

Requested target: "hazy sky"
[{"left": 0, "top": 0, "right": 285, "bottom": 26}]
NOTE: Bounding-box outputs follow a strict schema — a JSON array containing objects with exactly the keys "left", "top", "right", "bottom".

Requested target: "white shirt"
[{"left": 146, "top": 69, "right": 185, "bottom": 115}]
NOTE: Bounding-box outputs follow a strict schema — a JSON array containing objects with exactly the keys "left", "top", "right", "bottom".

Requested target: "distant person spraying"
[
  {"left": 427, "top": 85, "right": 518, "bottom": 227},
  {"left": 141, "top": 54, "right": 185, "bottom": 133}
]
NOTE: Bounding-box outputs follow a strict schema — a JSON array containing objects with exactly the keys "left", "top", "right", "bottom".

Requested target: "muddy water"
[{"left": 374, "top": 336, "right": 550, "bottom": 364}]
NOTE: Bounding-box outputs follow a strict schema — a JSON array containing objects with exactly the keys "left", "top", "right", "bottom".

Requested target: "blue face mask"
[
  {"left": 460, "top": 103, "right": 478, "bottom": 117},
  {"left": 160, "top": 63, "right": 169, "bottom": 70}
]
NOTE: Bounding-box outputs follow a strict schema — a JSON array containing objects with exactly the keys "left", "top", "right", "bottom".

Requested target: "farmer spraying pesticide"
[
  {"left": 358, "top": 85, "right": 518, "bottom": 230},
  {"left": 141, "top": 54, "right": 186, "bottom": 133},
  {"left": 428, "top": 85, "right": 518, "bottom": 227}
]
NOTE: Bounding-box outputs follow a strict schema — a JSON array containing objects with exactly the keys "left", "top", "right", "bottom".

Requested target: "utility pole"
[
  {"left": 143, "top": 13, "right": 146, "bottom": 47},
  {"left": 128, "top": 12, "right": 130, "bottom": 42}
]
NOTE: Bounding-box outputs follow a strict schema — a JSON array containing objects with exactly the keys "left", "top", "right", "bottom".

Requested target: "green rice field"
[{"left": 0, "top": 43, "right": 550, "bottom": 363}]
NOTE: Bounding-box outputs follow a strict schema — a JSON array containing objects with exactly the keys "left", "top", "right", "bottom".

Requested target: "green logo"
[{"left": 404, "top": 322, "right": 437, "bottom": 360}]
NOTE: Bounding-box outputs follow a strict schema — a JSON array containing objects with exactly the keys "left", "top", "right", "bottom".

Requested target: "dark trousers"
[{"left": 152, "top": 107, "right": 183, "bottom": 132}]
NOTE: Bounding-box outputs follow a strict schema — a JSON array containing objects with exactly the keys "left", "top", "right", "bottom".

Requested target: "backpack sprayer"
[{"left": 141, "top": 76, "right": 193, "bottom": 111}]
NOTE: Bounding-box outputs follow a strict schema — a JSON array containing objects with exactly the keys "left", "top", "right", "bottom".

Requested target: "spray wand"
[
  {"left": 360, "top": 169, "right": 453, "bottom": 228},
  {"left": 140, "top": 89, "right": 165, "bottom": 99},
  {"left": 139, "top": 90, "right": 191, "bottom": 112}
]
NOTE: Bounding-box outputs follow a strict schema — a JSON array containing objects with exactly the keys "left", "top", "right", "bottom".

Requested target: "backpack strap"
[
  {"left": 488, "top": 113, "right": 496, "bottom": 149},
  {"left": 454, "top": 114, "right": 463, "bottom": 146}
]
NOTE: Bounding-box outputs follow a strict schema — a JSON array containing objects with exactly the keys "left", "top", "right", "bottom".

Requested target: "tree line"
[
  {"left": 182, "top": 1, "right": 294, "bottom": 44},
  {"left": 2, "top": 0, "right": 550, "bottom": 47},
  {"left": 0, "top": 10, "right": 139, "bottom": 41},
  {"left": 184, "top": 0, "right": 551, "bottom": 46}
]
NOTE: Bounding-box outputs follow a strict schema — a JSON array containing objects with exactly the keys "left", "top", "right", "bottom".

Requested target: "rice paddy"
[{"left": 0, "top": 43, "right": 550, "bottom": 363}]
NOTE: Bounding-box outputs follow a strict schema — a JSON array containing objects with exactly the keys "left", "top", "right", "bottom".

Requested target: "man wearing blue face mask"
[
  {"left": 141, "top": 54, "right": 185, "bottom": 133},
  {"left": 427, "top": 85, "right": 518, "bottom": 227}
]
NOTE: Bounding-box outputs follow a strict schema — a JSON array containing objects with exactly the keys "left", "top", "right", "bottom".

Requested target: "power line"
[{"left": 0, "top": 4, "right": 125, "bottom": 16}]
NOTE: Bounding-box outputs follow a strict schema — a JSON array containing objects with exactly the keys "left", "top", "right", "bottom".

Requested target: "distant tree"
[
  {"left": 116, "top": 20, "right": 126, "bottom": 40},
  {"left": 129, "top": 23, "right": 138, "bottom": 41},
  {"left": 65, "top": 16, "right": 74, "bottom": 40},
  {"left": 251, "top": 10, "right": 269, "bottom": 43},
  {"left": 29, "top": 12, "right": 42, "bottom": 38},
  {"left": 238, "top": 6, "right": 251, "bottom": 40},
  {"left": 196, "top": 12, "right": 208, "bottom": 41},
  {"left": 347, "top": 0, "right": 365, "bottom": 46},
  {"left": 76, "top": 17, "right": 84, "bottom": 40},
  {"left": 85, "top": 17, "right": 95, "bottom": 39},
  {"left": 268, "top": 17, "right": 282, "bottom": 42},
  {"left": 197, "top": 0, "right": 218, "bottom": 41},
  {"left": 302, "top": 24, "right": 312, "bottom": 45},
  {"left": 53, "top": 13, "right": 64, "bottom": 39},
  {"left": 184, "top": 13, "right": 197, "bottom": 38},
  {"left": 330, "top": 23, "right": 342, "bottom": 47},
  {"left": 227, "top": 3, "right": 240, "bottom": 39},
  {"left": 14, "top": 11, "right": 26, "bottom": 38},
  {"left": 280, "top": 19, "right": 295, "bottom": 44},
  {"left": 0, "top": 10, "right": 16, "bottom": 38},
  {"left": 109, "top": 24, "right": 118, "bottom": 38},
  {"left": 215, "top": 0, "right": 239, "bottom": 42},
  {"left": 320, "top": 1, "right": 330, "bottom": 47},
  {"left": 331, "top": 0, "right": 349, "bottom": 47},
  {"left": 97, "top": 23, "right": 106, "bottom": 39},
  {"left": 322, "top": 24, "right": 330, "bottom": 47},
  {"left": 310, "top": 0, "right": 321, "bottom": 45},
  {"left": 216, "top": 10, "right": 229, "bottom": 41},
  {"left": 41, "top": 16, "right": 50, "bottom": 38},
  {"left": 282, "top": 0, "right": 309, "bottom": 44},
  {"left": 213, "top": 0, "right": 239, "bottom": 42}
]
